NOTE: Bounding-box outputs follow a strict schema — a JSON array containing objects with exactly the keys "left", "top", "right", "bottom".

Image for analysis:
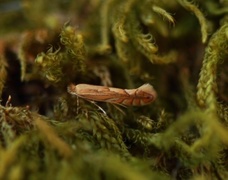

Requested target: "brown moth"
[{"left": 67, "top": 83, "right": 157, "bottom": 106}]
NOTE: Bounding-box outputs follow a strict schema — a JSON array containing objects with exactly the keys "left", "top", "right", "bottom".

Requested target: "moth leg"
[
  {"left": 89, "top": 100, "right": 107, "bottom": 115},
  {"left": 5, "top": 95, "right": 12, "bottom": 107},
  {"left": 76, "top": 96, "right": 79, "bottom": 114},
  {"left": 108, "top": 103, "right": 126, "bottom": 116}
]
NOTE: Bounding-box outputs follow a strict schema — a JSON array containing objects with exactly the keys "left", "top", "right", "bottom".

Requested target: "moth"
[{"left": 67, "top": 83, "right": 157, "bottom": 106}]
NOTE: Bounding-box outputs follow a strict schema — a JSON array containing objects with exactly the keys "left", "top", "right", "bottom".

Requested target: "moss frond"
[
  {"left": 77, "top": 109, "right": 130, "bottom": 157},
  {"left": 217, "top": 103, "right": 228, "bottom": 125},
  {"left": 123, "top": 127, "right": 156, "bottom": 147},
  {"left": 60, "top": 24, "right": 86, "bottom": 73},
  {"left": 0, "top": 50, "right": 7, "bottom": 97},
  {"left": 35, "top": 47, "right": 64, "bottom": 83},
  {"left": 112, "top": 18, "right": 129, "bottom": 43},
  {"left": 205, "top": 1, "right": 228, "bottom": 16},
  {"left": 98, "top": 0, "right": 114, "bottom": 54},
  {"left": 17, "top": 33, "right": 29, "bottom": 81},
  {"left": 152, "top": 5, "right": 175, "bottom": 25},
  {"left": 32, "top": 113, "right": 73, "bottom": 158},
  {"left": 128, "top": 14, "right": 158, "bottom": 55},
  {"left": 0, "top": 135, "right": 27, "bottom": 180},
  {"left": 197, "top": 24, "right": 228, "bottom": 111},
  {"left": 177, "top": 0, "right": 208, "bottom": 43}
]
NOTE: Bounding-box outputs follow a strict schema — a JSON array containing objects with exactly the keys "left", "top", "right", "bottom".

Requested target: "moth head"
[{"left": 67, "top": 84, "right": 77, "bottom": 95}]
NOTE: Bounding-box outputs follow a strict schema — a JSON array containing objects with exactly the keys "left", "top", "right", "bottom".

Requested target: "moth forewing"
[{"left": 67, "top": 83, "right": 157, "bottom": 106}]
